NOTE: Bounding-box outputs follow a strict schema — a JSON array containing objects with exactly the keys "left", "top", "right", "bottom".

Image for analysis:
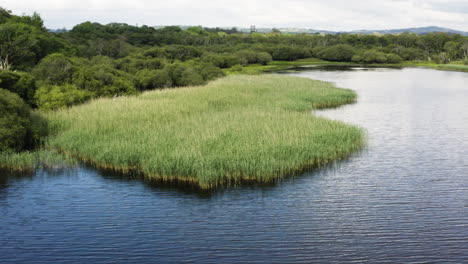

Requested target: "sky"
[{"left": 3, "top": 0, "right": 468, "bottom": 31}]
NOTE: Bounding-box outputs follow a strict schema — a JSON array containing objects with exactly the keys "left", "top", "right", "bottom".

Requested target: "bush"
[
  {"left": 72, "top": 62, "right": 137, "bottom": 96},
  {"left": 316, "top": 44, "right": 356, "bottom": 62},
  {"left": 101, "top": 78, "right": 138, "bottom": 97},
  {"left": 386, "top": 53, "right": 403, "bottom": 63},
  {"left": 143, "top": 47, "right": 168, "bottom": 58},
  {"left": 167, "top": 63, "right": 205, "bottom": 87},
  {"left": 352, "top": 50, "right": 388, "bottom": 63},
  {"left": 433, "top": 52, "right": 449, "bottom": 64},
  {"left": 136, "top": 69, "right": 173, "bottom": 90},
  {"left": 397, "top": 47, "right": 424, "bottom": 61},
  {"left": 35, "top": 84, "right": 94, "bottom": 110},
  {"left": 0, "top": 70, "right": 37, "bottom": 106},
  {"left": 201, "top": 53, "right": 225, "bottom": 68},
  {"left": 32, "top": 53, "right": 75, "bottom": 85},
  {"left": 256, "top": 52, "right": 273, "bottom": 65},
  {"left": 230, "top": 64, "right": 243, "bottom": 72},
  {"left": 0, "top": 89, "right": 31, "bottom": 152},
  {"left": 272, "top": 46, "right": 311, "bottom": 61},
  {"left": 235, "top": 50, "right": 258, "bottom": 65},
  {"left": 164, "top": 45, "right": 203, "bottom": 61},
  {"left": 196, "top": 63, "right": 225, "bottom": 81}
]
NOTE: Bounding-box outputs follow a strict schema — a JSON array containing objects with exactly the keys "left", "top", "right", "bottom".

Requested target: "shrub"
[
  {"left": 136, "top": 69, "right": 173, "bottom": 90},
  {"left": 433, "top": 52, "right": 449, "bottom": 64},
  {"left": 35, "top": 84, "right": 94, "bottom": 110},
  {"left": 352, "top": 50, "right": 388, "bottom": 63},
  {"left": 386, "top": 53, "right": 403, "bottom": 63},
  {"left": 0, "top": 70, "right": 37, "bottom": 106},
  {"left": 101, "top": 78, "right": 138, "bottom": 97},
  {"left": 0, "top": 89, "right": 31, "bottom": 152},
  {"left": 196, "top": 63, "right": 225, "bottom": 81},
  {"left": 272, "top": 46, "right": 311, "bottom": 61},
  {"left": 72, "top": 62, "right": 137, "bottom": 96},
  {"left": 235, "top": 50, "right": 259, "bottom": 64},
  {"left": 316, "top": 44, "right": 356, "bottom": 62},
  {"left": 32, "top": 53, "right": 75, "bottom": 85},
  {"left": 256, "top": 52, "right": 273, "bottom": 65},
  {"left": 167, "top": 63, "right": 205, "bottom": 87}
]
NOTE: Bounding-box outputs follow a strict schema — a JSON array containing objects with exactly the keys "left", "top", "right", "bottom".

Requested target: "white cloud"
[{"left": 2, "top": 0, "right": 467, "bottom": 31}]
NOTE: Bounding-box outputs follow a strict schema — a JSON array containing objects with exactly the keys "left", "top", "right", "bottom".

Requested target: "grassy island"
[{"left": 41, "top": 75, "right": 363, "bottom": 189}]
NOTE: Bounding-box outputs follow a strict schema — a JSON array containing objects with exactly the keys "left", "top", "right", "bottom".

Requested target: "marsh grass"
[
  {"left": 435, "top": 64, "right": 468, "bottom": 72},
  {"left": 45, "top": 75, "right": 363, "bottom": 189},
  {"left": 0, "top": 150, "right": 77, "bottom": 172}
]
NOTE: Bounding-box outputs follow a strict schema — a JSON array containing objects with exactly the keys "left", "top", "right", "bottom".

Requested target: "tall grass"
[
  {"left": 435, "top": 64, "right": 468, "bottom": 72},
  {"left": 45, "top": 75, "right": 364, "bottom": 189},
  {"left": 0, "top": 150, "right": 77, "bottom": 172}
]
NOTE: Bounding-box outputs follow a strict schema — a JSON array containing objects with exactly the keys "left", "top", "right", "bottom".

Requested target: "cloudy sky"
[{"left": 3, "top": 0, "right": 468, "bottom": 31}]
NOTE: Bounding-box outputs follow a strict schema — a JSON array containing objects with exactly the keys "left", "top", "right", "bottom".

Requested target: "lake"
[{"left": 1, "top": 67, "right": 467, "bottom": 263}]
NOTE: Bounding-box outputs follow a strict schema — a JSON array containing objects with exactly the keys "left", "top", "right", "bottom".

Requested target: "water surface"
[{"left": 1, "top": 67, "right": 467, "bottom": 263}]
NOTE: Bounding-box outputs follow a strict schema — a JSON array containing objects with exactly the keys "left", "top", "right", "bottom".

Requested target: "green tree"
[
  {"left": 385, "top": 53, "right": 403, "bottom": 63},
  {"left": 33, "top": 53, "right": 75, "bottom": 85},
  {"left": 316, "top": 44, "right": 356, "bottom": 62},
  {"left": 136, "top": 69, "right": 173, "bottom": 90},
  {"left": 462, "top": 40, "right": 468, "bottom": 60},
  {"left": 0, "top": 88, "right": 31, "bottom": 152},
  {"left": 0, "top": 23, "right": 37, "bottom": 70},
  {"left": 0, "top": 71, "right": 37, "bottom": 106},
  {"left": 256, "top": 52, "right": 272, "bottom": 65},
  {"left": 352, "top": 50, "right": 388, "bottom": 63},
  {"left": 444, "top": 41, "right": 461, "bottom": 60},
  {"left": 34, "top": 84, "right": 94, "bottom": 110},
  {"left": 168, "top": 63, "right": 205, "bottom": 87}
]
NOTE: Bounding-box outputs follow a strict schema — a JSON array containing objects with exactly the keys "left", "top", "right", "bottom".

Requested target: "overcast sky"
[{"left": 3, "top": 0, "right": 468, "bottom": 31}]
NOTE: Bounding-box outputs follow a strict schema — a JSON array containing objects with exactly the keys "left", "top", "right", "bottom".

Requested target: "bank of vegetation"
[{"left": 44, "top": 75, "right": 363, "bottom": 189}]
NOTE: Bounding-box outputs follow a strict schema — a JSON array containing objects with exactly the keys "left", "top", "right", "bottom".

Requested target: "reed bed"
[
  {"left": 0, "top": 150, "right": 77, "bottom": 172},
  {"left": 44, "top": 75, "right": 364, "bottom": 189},
  {"left": 435, "top": 64, "right": 468, "bottom": 72}
]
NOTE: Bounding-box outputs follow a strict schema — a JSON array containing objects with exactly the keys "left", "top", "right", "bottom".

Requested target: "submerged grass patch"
[{"left": 45, "top": 75, "right": 363, "bottom": 189}]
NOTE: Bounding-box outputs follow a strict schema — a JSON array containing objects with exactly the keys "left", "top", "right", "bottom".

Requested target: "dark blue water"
[{"left": 1, "top": 68, "right": 467, "bottom": 263}]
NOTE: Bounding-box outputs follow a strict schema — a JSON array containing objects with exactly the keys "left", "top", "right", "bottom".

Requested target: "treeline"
[{"left": 1, "top": 7, "right": 468, "bottom": 152}]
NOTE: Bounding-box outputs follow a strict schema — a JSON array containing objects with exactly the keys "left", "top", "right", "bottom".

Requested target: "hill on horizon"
[{"left": 237, "top": 26, "right": 468, "bottom": 36}]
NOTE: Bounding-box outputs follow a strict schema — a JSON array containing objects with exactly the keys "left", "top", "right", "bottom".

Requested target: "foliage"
[
  {"left": 136, "top": 69, "right": 172, "bottom": 90},
  {"left": 271, "top": 45, "right": 311, "bottom": 61},
  {"left": 33, "top": 53, "right": 75, "bottom": 85},
  {"left": 34, "top": 84, "right": 94, "bottom": 110},
  {"left": 433, "top": 52, "right": 450, "bottom": 64},
  {"left": 0, "top": 89, "right": 31, "bottom": 152},
  {"left": 316, "top": 44, "right": 356, "bottom": 62},
  {"left": 0, "top": 70, "right": 37, "bottom": 106},
  {"left": 385, "top": 53, "right": 403, "bottom": 63},
  {"left": 0, "top": 11, "right": 64, "bottom": 70},
  {"left": 351, "top": 50, "right": 402, "bottom": 64},
  {"left": 166, "top": 62, "right": 205, "bottom": 87}
]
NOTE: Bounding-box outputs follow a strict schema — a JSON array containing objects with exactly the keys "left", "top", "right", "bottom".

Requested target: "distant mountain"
[
  {"left": 347, "top": 26, "right": 468, "bottom": 36},
  {"left": 237, "top": 26, "right": 468, "bottom": 36}
]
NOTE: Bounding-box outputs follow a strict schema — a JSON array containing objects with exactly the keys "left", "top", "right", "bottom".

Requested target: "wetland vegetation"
[{"left": 45, "top": 75, "right": 362, "bottom": 189}]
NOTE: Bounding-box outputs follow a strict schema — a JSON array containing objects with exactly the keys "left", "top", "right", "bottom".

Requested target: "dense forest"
[{"left": 1, "top": 7, "right": 468, "bottom": 153}]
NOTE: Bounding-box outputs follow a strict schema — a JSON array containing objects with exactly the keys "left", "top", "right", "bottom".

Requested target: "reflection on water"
[{"left": 1, "top": 67, "right": 467, "bottom": 264}]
